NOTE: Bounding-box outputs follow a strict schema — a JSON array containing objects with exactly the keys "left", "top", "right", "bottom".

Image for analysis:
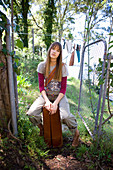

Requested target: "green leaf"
[
  {"left": 14, "top": 55, "right": 20, "bottom": 65},
  {"left": 15, "top": 25, "right": 20, "bottom": 32},
  {"left": 70, "top": 20, "right": 75, "bottom": 24},
  {"left": 2, "top": 48, "right": 8, "bottom": 55},
  {"left": 89, "top": 69, "right": 93, "bottom": 73},
  {"left": 110, "top": 63, "right": 113, "bottom": 67},
  {"left": 109, "top": 33, "right": 113, "bottom": 36},
  {"left": 0, "top": 21, "right": 7, "bottom": 31},
  {"left": 15, "top": 39, "right": 23, "bottom": 50},
  {"left": 0, "top": 62, "right": 4, "bottom": 67},
  {"left": 0, "top": 11, "right": 7, "bottom": 21},
  {"left": 98, "top": 78, "right": 104, "bottom": 85},
  {"left": 84, "top": 6, "right": 88, "bottom": 10},
  {"left": 89, "top": 12, "right": 92, "bottom": 16},
  {"left": 108, "top": 45, "right": 113, "bottom": 50},
  {"left": 14, "top": 55, "right": 20, "bottom": 60},
  {"left": 9, "top": 51, "right": 14, "bottom": 56},
  {"left": 109, "top": 40, "right": 113, "bottom": 44}
]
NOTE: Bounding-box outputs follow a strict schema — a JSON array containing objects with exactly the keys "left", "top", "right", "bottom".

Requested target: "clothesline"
[
  {"left": 11, "top": 31, "right": 58, "bottom": 36},
  {"left": 10, "top": 31, "right": 83, "bottom": 42}
]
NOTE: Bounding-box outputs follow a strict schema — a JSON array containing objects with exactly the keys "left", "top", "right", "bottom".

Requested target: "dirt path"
[{"left": 0, "top": 135, "right": 113, "bottom": 170}]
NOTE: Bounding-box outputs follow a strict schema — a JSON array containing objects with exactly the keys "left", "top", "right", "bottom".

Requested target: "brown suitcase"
[{"left": 43, "top": 107, "right": 63, "bottom": 148}]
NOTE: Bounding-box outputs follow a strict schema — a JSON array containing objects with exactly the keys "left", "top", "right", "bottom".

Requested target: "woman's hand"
[
  {"left": 50, "top": 93, "right": 64, "bottom": 114},
  {"left": 44, "top": 100, "right": 52, "bottom": 111},
  {"left": 41, "top": 90, "right": 52, "bottom": 111},
  {"left": 50, "top": 102, "right": 58, "bottom": 114}
]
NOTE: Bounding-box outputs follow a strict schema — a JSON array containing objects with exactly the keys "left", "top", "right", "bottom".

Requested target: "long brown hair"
[{"left": 45, "top": 42, "right": 63, "bottom": 81}]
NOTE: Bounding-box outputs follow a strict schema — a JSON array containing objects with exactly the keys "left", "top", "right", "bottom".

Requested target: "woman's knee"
[{"left": 28, "top": 116, "right": 42, "bottom": 126}]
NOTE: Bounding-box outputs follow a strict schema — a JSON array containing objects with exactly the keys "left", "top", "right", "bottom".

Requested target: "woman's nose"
[{"left": 53, "top": 49, "right": 56, "bottom": 53}]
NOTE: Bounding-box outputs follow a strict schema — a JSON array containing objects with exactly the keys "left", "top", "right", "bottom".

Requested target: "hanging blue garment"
[
  {"left": 76, "top": 44, "right": 80, "bottom": 63},
  {"left": 76, "top": 50, "right": 80, "bottom": 63},
  {"left": 63, "top": 39, "right": 66, "bottom": 49}
]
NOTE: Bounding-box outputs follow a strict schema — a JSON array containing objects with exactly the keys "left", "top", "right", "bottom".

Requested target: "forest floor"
[{"left": 0, "top": 132, "right": 113, "bottom": 170}]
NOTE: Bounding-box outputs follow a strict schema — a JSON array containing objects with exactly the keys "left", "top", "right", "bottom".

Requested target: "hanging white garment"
[{"left": 66, "top": 40, "right": 72, "bottom": 53}]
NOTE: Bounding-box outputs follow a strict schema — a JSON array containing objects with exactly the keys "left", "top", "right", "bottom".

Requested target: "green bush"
[{"left": 17, "top": 112, "right": 49, "bottom": 159}]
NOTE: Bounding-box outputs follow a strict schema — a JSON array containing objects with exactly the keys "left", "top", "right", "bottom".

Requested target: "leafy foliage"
[
  {"left": 17, "top": 111, "right": 48, "bottom": 159},
  {"left": 43, "top": 0, "right": 56, "bottom": 49},
  {"left": 3, "top": 0, "right": 31, "bottom": 47},
  {"left": 0, "top": 11, "right": 7, "bottom": 37},
  {"left": 96, "top": 53, "right": 113, "bottom": 89},
  {"left": 16, "top": 47, "right": 44, "bottom": 83}
]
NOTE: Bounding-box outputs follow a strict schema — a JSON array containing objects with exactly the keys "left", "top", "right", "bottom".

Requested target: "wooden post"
[
  {"left": 11, "top": 0, "right": 19, "bottom": 116},
  {"left": 6, "top": 19, "right": 18, "bottom": 136},
  {"left": 32, "top": 28, "right": 34, "bottom": 59}
]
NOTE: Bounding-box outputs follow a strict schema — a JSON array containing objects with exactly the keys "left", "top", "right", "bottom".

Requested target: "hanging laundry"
[
  {"left": 62, "top": 39, "right": 66, "bottom": 49},
  {"left": 76, "top": 44, "right": 81, "bottom": 63},
  {"left": 66, "top": 40, "right": 72, "bottom": 53},
  {"left": 69, "top": 44, "right": 75, "bottom": 66}
]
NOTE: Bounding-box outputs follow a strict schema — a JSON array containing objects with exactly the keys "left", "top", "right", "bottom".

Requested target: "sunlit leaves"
[
  {"left": 108, "top": 33, "right": 113, "bottom": 50},
  {"left": 0, "top": 11, "right": 7, "bottom": 33},
  {"left": 15, "top": 39, "right": 24, "bottom": 50}
]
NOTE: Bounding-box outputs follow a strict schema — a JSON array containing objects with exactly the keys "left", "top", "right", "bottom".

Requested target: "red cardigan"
[{"left": 38, "top": 73, "right": 67, "bottom": 95}]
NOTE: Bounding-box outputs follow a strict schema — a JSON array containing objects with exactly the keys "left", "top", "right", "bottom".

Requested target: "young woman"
[{"left": 26, "top": 42, "right": 79, "bottom": 147}]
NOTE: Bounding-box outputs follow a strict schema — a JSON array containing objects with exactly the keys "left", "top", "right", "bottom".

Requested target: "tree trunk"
[
  {"left": 0, "top": 38, "right": 11, "bottom": 130},
  {"left": 44, "top": 0, "right": 56, "bottom": 50},
  {"left": 21, "top": 0, "right": 29, "bottom": 48}
]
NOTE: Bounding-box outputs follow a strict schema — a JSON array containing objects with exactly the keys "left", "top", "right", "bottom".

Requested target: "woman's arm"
[
  {"left": 38, "top": 73, "right": 52, "bottom": 111},
  {"left": 41, "top": 90, "right": 52, "bottom": 111},
  {"left": 50, "top": 93, "right": 64, "bottom": 114}
]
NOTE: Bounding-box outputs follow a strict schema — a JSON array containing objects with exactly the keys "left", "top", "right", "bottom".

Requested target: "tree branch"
[
  {"left": 29, "top": 9, "right": 44, "bottom": 31},
  {"left": 102, "top": 114, "right": 113, "bottom": 125}
]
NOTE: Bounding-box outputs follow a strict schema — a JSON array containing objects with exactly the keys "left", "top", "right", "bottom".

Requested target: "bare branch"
[
  {"left": 102, "top": 114, "right": 113, "bottom": 125},
  {"left": 29, "top": 9, "right": 44, "bottom": 31}
]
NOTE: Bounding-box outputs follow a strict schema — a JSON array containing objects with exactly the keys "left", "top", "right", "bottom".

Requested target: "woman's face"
[{"left": 50, "top": 45, "right": 60, "bottom": 60}]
